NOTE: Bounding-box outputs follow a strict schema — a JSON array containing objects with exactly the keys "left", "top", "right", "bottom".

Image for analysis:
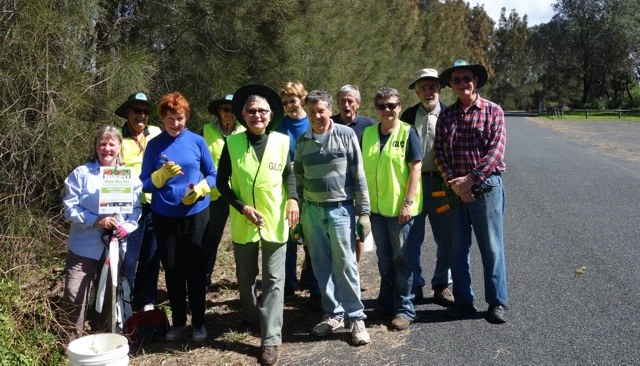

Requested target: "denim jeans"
[
  {"left": 233, "top": 240, "right": 285, "bottom": 346},
  {"left": 301, "top": 201, "right": 365, "bottom": 320},
  {"left": 443, "top": 175, "right": 508, "bottom": 306},
  {"left": 371, "top": 214, "right": 415, "bottom": 321},
  {"left": 409, "top": 176, "right": 453, "bottom": 290},
  {"left": 122, "top": 205, "right": 160, "bottom": 310}
]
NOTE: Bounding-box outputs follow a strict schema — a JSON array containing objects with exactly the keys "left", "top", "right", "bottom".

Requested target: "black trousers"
[
  {"left": 153, "top": 207, "right": 209, "bottom": 327},
  {"left": 205, "top": 198, "right": 230, "bottom": 283}
]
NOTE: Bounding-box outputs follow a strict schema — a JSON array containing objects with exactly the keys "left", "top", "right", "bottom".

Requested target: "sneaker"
[
  {"left": 311, "top": 316, "right": 344, "bottom": 337},
  {"left": 349, "top": 319, "right": 370, "bottom": 345},
  {"left": 390, "top": 316, "right": 411, "bottom": 331},
  {"left": 192, "top": 324, "right": 207, "bottom": 342},
  {"left": 446, "top": 303, "right": 477, "bottom": 320},
  {"left": 433, "top": 287, "right": 455, "bottom": 307},
  {"left": 486, "top": 305, "right": 508, "bottom": 324},
  {"left": 260, "top": 346, "right": 278, "bottom": 366},
  {"left": 143, "top": 303, "right": 155, "bottom": 312},
  {"left": 165, "top": 325, "right": 188, "bottom": 341}
]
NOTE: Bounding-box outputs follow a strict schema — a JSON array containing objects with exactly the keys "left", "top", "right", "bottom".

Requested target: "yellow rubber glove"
[
  {"left": 181, "top": 180, "right": 211, "bottom": 205},
  {"left": 151, "top": 162, "right": 182, "bottom": 188},
  {"left": 356, "top": 214, "right": 371, "bottom": 240}
]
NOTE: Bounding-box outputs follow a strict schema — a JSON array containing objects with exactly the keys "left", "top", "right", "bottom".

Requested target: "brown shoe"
[
  {"left": 433, "top": 287, "right": 455, "bottom": 307},
  {"left": 260, "top": 346, "right": 278, "bottom": 366},
  {"left": 390, "top": 316, "right": 411, "bottom": 331}
]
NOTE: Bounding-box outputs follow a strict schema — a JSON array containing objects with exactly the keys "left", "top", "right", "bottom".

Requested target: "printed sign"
[{"left": 99, "top": 166, "right": 134, "bottom": 214}]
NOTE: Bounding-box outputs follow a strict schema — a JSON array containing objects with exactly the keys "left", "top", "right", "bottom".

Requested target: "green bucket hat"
[
  {"left": 231, "top": 84, "right": 284, "bottom": 131},
  {"left": 439, "top": 60, "right": 488, "bottom": 88},
  {"left": 207, "top": 94, "right": 234, "bottom": 116},
  {"left": 115, "top": 92, "right": 157, "bottom": 118}
]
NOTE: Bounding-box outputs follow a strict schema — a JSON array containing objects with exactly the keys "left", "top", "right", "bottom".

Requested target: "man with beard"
[{"left": 400, "top": 69, "right": 454, "bottom": 306}]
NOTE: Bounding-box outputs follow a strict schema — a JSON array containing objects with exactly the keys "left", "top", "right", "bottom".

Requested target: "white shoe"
[
  {"left": 350, "top": 319, "right": 370, "bottom": 345},
  {"left": 311, "top": 316, "right": 344, "bottom": 337},
  {"left": 143, "top": 303, "right": 155, "bottom": 312}
]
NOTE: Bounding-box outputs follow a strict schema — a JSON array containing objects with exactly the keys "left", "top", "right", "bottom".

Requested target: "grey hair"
[
  {"left": 374, "top": 87, "right": 401, "bottom": 105},
  {"left": 306, "top": 90, "right": 333, "bottom": 110},
  {"left": 337, "top": 84, "right": 361, "bottom": 102},
  {"left": 243, "top": 95, "right": 271, "bottom": 111},
  {"left": 92, "top": 125, "right": 123, "bottom": 165}
]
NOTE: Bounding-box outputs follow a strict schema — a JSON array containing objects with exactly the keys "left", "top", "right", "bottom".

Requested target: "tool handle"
[
  {"left": 436, "top": 204, "right": 451, "bottom": 214},
  {"left": 432, "top": 190, "right": 447, "bottom": 198}
]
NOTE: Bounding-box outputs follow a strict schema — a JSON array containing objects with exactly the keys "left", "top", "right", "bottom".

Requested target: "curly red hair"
[{"left": 158, "top": 92, "right": 190, "bottom": 119}]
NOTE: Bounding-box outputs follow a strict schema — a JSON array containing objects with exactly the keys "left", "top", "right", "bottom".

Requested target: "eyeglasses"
[
  {"left": 219, "top": 107, "right": 233, "bottom": 113},
  {"left": 375, "top": 103, "right": 399, "bottom": 111},
  {"left": 131, "top": 107, "right": 150, "bottom": 115},
  {"left": 246, "top": 108, "right": 270, "bottom": 116},
  {"left": 450, "top": 75, "right": 474, "bottom": 85},
  {"left": 282, "top": 99, "right": 299, "bottom": 106}
]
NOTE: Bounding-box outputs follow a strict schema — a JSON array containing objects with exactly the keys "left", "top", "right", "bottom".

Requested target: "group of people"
[{"left": 61, "top": 59, "right": 509, "bottom": 366}]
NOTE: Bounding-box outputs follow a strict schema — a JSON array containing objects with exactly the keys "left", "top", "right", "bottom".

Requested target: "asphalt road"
[{"left": 278, "top": 116, "right": 640, "bottom": 365}]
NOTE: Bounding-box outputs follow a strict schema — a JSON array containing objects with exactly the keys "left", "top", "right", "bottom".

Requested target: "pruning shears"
[{"left": 432, "top": 185, "right": 493, "bottom": 214}]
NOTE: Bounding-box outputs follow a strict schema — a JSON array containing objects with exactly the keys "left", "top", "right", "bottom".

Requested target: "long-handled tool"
[{"left": 432, "top": 185, "right": 493, "bottom": 214}]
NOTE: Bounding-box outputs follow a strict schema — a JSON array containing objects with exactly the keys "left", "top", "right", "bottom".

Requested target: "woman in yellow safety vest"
[
  {"left": 201, "top": 94, "right": 245, "bottom": 291},
  {"left": 215, "top": 84, "right": 299, "bottom": 366},
  {"left": 361, "top": 87, "right": 423, "bottom": 331}
]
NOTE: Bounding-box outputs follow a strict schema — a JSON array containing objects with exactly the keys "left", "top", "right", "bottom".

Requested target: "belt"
[
  {"left": 305, "top": 199, "right": 353, "bottom": 208},
  {"left": 421, "top": 171, "right": 441, "bottom": 178}
]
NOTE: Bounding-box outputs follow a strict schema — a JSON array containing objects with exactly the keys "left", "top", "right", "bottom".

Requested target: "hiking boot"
[
  {"left": 486, "top": 305, "right": 508, "bottom": 324},
  {"left": 311, "top": 315, "right": 344, "bottom": 337},
  {"left": 192, "top": 324, "right": 207, "bottom": 342},
  {"left": 349, "top": 319, "right": 370, "bottom": 345},
  {"left": 165, "top": 325, "right": 188, "bottom": 341},
  {"left": 433, "top": 287, "right": 455, "bottom": 307},
  {"left": 260, "top": 346, "right": 278, "bottom": 366},
  {"left": 446, "top": 303, "right": 477, "bottom": 320},
  {"left": 390, "top": 316, "right": 411, "bottom": 331}
]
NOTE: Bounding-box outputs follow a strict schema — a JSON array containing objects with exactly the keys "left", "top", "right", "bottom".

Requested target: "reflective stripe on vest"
[
  {"left": 362, "top": 122, "right": 422, "bottom": 217},
  {"left": 227, "top": 132, "right": 289, "bottom": 244}
]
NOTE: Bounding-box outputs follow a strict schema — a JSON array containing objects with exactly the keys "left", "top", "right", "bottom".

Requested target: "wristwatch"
[{"left": 403, "top": 197, "right": 414, "bottom": 206}]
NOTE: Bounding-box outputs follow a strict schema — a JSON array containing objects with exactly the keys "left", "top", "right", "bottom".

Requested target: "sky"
[{"left": 477, "top": 0, "right": 556, "bottom": 26}]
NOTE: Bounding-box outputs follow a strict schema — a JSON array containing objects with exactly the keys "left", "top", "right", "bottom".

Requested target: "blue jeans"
[
  {"left": 409, "top": 176, "right": 453, "bottom": 290},
  {"left": 371, "top": 214, "right": 415, "bottom": 321},
  {"left": 443, "top": 175, "right": 508, "bottom": 306},
  {"left": 122, "top": 205, "right": 160, "bottom": 310},
  {"left": 301, "top": 201, "right": 365, "bottom": 320}
]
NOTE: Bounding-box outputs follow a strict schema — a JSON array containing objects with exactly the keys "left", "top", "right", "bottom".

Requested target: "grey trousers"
[
  {"left": 233, "top": 240, "right": 285, "bottom": 346},
  {"left": 62, "top": 251, "right": 112, "bottom": 340}
]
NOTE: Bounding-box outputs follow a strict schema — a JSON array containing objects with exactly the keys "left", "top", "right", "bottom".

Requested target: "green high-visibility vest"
[
  {"left": 122, "top": 125, "right": 161, "bottom": 204},
  {"left": 362, "top": 122, "right": 423, "bottom": 217},
  {"left": 203, "top": 121, "right": 245, "bottom": 201},
  {"left": 227, "top": 132, "right": 289, "bottom": 244}
]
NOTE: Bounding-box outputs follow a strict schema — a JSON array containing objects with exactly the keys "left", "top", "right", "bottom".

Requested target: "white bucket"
[{"left": 67, "top": 333, "right": 129, "bottom": 366}]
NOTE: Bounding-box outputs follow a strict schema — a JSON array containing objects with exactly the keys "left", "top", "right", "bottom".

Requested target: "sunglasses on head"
[
  {"left": 376, "top": 102, "right": 399, "bottom": 111},
  {"left": 130, "top": 107, "right": 150, "bottom": 115},
  {"left": 450, "top": 75, "right": 474, "bottom": 85}
]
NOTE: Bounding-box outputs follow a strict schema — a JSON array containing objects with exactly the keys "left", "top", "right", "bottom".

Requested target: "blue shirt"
[
  {"left": 63, "top": 160, "right": 142, "bottom": 260},
  {"left": 140, "top": 129, "right": 216, "bottom": 217},
  {"left": 275, "top": 115, "right": 309, "bottom": 160}
]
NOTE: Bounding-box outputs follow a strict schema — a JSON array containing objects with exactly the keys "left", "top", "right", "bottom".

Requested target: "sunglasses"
[
  {"left": 219, "top": 107, "right": 233, "bottom": 113},
  {"left": 246, "top": 108, "right": 270, "bottom": 116},
  {"left": 282, "top": 99, "right": 299, "bottom": 106},
  {"left": 130, "top": 107, "right": 150, "bottom": 115},
  {"left": 376, "top": 103, "right": 399, "bottom": 111},
  {"left": 450, "top": 75, "right": 474, "bottom": 85}
]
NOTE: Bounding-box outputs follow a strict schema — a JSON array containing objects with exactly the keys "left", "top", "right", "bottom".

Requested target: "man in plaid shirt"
[{"left": 434, "top": 59, "right": 508, "bottom": 324}]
